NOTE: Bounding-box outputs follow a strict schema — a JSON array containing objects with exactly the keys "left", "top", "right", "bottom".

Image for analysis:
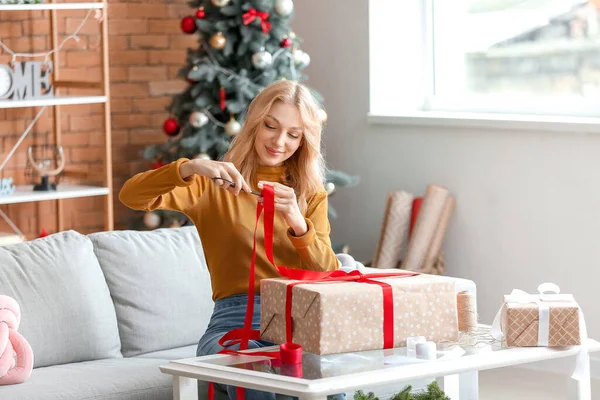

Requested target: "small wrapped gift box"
[
  {"left": 260, "top": 270, "right": 459, "bottom": 355},
  {"left": 497, "top": 283, "right": 581, "bottom": 347}
]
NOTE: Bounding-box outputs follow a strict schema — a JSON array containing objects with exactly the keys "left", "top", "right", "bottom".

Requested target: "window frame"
[{"left": 368, "top": 0, "right": 600, "bottom": 130}]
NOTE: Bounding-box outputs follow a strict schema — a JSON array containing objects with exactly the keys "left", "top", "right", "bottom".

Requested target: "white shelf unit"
[
  {"left": 0, "top": 0, "right": 113, "bottom": 234},
  {"left": 0, "top": 185, "right": 110, "bottom": 205},
  {"left": 0, "top": 95, "right": 107, "bottom": 109},
  {"left": 0, "top": 2, "right": 104, "bottom": 11}
]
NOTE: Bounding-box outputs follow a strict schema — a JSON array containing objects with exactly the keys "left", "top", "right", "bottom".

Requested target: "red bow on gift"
[{"left": 242, "top": 8, "right": 272, "bottom": 34}]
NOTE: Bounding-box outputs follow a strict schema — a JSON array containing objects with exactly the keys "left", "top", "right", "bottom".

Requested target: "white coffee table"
[{"left": 160, "top": 326, "right": 600, "bottom": 400}]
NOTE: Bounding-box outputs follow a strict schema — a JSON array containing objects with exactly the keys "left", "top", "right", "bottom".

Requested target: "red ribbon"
[
  {"left": 209, "top": 185, "right": 292, "bottom": 400},
  {"left": 242, "top": 8, "right": 272, "bottom": 34}
]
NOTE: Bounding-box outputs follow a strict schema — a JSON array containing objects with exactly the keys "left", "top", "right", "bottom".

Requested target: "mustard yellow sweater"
[{"left": 119, "top": 158, "right": 339, "bottom": 300}]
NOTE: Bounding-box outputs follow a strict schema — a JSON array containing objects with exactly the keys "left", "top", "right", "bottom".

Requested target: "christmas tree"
[{"left": 138, "top": 0, "right": 358, "bottom": 252}]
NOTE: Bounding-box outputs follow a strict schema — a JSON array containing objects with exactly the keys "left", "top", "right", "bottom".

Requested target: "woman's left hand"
[{"left": 258, "top": 181, "right": 308, "bottom": 236}]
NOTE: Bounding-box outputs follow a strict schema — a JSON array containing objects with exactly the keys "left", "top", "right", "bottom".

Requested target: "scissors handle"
[{"left": 212, "top": 177, "right": 261, "bottom": 196}]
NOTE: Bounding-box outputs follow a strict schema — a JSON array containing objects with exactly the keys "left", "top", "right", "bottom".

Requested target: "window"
[{"left": 370, "top": 0, "right": 600, "bottom": 118}]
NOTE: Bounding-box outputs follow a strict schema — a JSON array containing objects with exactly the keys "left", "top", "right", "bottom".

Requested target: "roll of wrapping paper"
[
  {"left": 372, "top": 191, "right": 414, "bottom": 269},
  {"left": 409, "top": 197, "right": 423, "bottom": 238},
  {"left": 431, "top": 251, "right": 446, "bottom": 275},
  {"left": 421, "top": 196, "right": 455, "bottom": 274},
  {"left": 401, "top": 185, "right": 450, "bottom": 272}
]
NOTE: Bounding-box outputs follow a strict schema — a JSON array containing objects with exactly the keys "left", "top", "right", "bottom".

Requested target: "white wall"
[{"left": 293, "top": 0, "right": 600, "bottom": 339}]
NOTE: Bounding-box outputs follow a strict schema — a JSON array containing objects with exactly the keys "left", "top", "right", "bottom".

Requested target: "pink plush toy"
[{"left": 0, "top": 295, "right": 33, "bottom": 385}]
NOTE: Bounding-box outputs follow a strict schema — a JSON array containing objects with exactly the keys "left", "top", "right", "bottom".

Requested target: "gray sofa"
[{"left": 0, "top": 226, "right": 217, "bottom": 400}]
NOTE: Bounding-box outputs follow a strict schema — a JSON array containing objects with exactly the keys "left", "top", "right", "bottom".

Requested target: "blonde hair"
[{"left": 223, "top": 80, "right": 325, "bottom": 214}]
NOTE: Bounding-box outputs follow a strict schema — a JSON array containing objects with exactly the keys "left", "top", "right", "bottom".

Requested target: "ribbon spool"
[
  {"left": 280, "top": 342, "right": 302, "bottom": 364},
  {"left": 457, "top": 291, "right": 477, "bottom": 333}
]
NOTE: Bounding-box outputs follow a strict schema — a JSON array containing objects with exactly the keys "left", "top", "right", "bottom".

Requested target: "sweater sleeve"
[
  {"left": 119, "top": 158, "right": 208, "bottom": 213},
  {"left": 286, "top": 190, "right": 340, "bottom": 272}
]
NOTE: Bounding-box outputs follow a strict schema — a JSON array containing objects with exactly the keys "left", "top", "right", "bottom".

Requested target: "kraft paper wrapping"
[
  {"left": 500, "top": 296, "right": 580, "bottom": 347},
  {"left": 421, "top": 197, "right": 455, "bottom": 274},
  {"left": 372, "top": 191, "right": 414, "bottom": 269},
  {"left": 401, "top": 185, "right": 453, "bottom": 273},
  {"left": 260, "top": 274, "right": 458, "bottom": 355}
]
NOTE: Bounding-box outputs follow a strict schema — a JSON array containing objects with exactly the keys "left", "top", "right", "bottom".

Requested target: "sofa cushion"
[
  {"left": 134, "top": 344, "right": 197, "bottom": 360},
  {"left": 88, "top": 227, "right": 214, "bottom": 357},
  {"left": 0, "top": 358, "right": 172, "bottom": 400},
  {"left": 0, "top": 230, "right": 122, "bottom": 368}
]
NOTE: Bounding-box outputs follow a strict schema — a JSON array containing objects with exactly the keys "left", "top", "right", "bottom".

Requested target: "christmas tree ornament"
[
  {"left": 225, "top": 114, "right": 242, "bottom": 136},
  {"left": 151, "top": 159, "right": 166, "bottom": 169},
  {"left": 293, "top": 49, "right": 305, "bottom": 64},
  {"left": 163, "top": 118, "right": 180, "bottom": 136},
  {"left": 317, "top": 108, "right": 328, "bottom": 123},
  {"left": 195, "top": 153, "right": 211, "bottom": 160},
  {"left": 242, "top": 8, "right": 272, "bottom": 34},
  {"left": 169, "top": 220, "right": 182, "bottom": 229},
  {"left": 143, "top": 211, "right": 161, "bottom": 229},
  {"left": 252, "top": 48, "right": 273, "bottom": 69},
  {"left": 293, "top": 49, "right": 310, "bottom": 67},
  {"left": 210, "top": 32, "right": 227, "bottom": 49},
  {"left": 195, "top": 7, "right": 206, "bottom": 19},
  {"left": 274, "top": 0, "right": 294, "bottom": 17},
  {"left": 280, "top": 36, "right": 292, "bottom": 48},
  {"left": 325, "top": 182, "right": 335, "bottom": 195},
  {"left": 189, "top": 111, "right": 209, "bottom": 128},
  {"left": 211, "top": 0, "right": 230, "bottom": 7},
  {"left": 219, "top": 86, "right": 226, "bottom": 110},
  {"left": 187, "top": 66, "right": 198, "bottom": 83},
  {"left": 180, "top": 16, "right": 197, "bottom": 34}
]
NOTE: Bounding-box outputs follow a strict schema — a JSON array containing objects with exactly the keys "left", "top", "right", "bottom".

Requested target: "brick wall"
[{"left": 0, "top": 0, "right": 195, "bottom": 238}]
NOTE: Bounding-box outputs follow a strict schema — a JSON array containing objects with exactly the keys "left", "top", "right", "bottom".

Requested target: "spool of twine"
[{"left": 457, "top": 291, "right": 478, "bottom": 332}]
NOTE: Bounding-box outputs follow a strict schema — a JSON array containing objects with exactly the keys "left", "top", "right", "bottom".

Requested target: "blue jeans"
[{"left": 196, "top": 294, "right": 345, "bottom": 400}]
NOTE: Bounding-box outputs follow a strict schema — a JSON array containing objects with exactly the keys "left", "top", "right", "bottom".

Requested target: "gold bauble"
[
  {"left": 211, "top": 0, "right": 231, "bottom": 6},
  {"left": 210, "top": 32, "right": 227, "bottom": 50}
]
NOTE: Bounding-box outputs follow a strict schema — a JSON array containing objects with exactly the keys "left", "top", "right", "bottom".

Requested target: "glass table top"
[{"left": 192, "top": 327, "right": 506, "bottom": 380}]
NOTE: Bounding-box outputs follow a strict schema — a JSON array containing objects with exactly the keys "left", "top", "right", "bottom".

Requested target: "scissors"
[{"left": 211, "top": 177, "right": 262, "bottom": 196}]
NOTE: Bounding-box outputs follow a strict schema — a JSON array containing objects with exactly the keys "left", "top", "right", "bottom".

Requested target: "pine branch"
[
  {"left": 354, "top": 382, "right": 449, "bottom": 400},
  {"left": 390, "top": 385, "right": 412, "bottom": 400},
  {"left": 353, "top": 390, "right": 378, "bottom": 400},
  {"left": 412, "top": 382, "right": 451, "bottom": 400}
]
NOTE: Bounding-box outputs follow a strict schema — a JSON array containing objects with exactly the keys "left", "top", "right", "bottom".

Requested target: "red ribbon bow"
[{"left": 242, "top": 8, "right": 272, "bottom": 34}]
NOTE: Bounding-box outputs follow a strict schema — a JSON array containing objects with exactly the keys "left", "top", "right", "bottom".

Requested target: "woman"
[{"left": 119, "top": 80, "right": 341, "bottom": 400}]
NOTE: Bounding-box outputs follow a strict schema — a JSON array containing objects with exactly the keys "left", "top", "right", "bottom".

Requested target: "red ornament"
[
  {"left": 163, "top": 118, "right": 180, "bottom": 136},
  {"left": 220, "top": 87, "right": 226, "bottom": 111},
  {"left": 39, "top": 228, "right": 49, "bottom": 238},
  {"left": 151, "top": 160, "right": 166, "bottom": 170},
  {"left": 242, "top": 8, "right": 272, "bottom": 34},
  {"left": 180, "top": 16, "right": 197, "bottom": 34},
  {"left": 195, "top": 7, "right": 205, "bottom": 19},
  {"left": 280, "top": 36, "right": 292, "bottom": 48}
]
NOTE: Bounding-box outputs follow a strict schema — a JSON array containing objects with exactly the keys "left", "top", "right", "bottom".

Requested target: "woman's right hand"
[{"left": 180, "top": 159, "right": 251, "bottom": 196}]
